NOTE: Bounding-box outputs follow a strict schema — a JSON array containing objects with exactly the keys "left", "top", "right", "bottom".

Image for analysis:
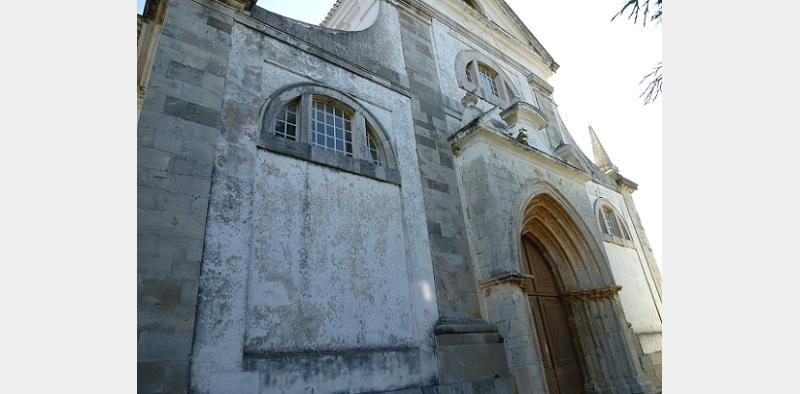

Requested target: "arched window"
[
  {"left": 273, "top": 98, "right": 299, "bottom": 140},
  {"left": 465, "top": 62, "right": 504, "bottom": 99},
  {"left": 458, "top": 0, "right": 483, "bottom": 14},
  {"left": 597, "top": 203, "right": 631, "bottom": 241},
  {"left": 457, "top": 51, "right": 519, "bottom": 106},
  {"left": 460, "top": 0, "right": 478, "bottom": 10},
  {"left": 260, "top": 84, "right": 399, "bottom": 184}
]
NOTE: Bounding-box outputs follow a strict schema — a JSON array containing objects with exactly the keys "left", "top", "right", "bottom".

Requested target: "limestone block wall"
[
  {"left": 137, "top": 0, "right": 241, "bottom": 392},
  {"left": 186, "top": 3, "right": 440, "bottom": 393},
  {"left": 397, "top": 8, "right": 481, "bottom": 321}
]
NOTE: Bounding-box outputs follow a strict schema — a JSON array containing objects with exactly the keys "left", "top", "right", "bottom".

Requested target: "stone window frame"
[
  {"left": 455, "top": 49, "right": 520, "bottom": 107},
  {"left": 458, "top": 0, "right": 485, "bottom": 15},
  {"left": 594, "top": 199, "right": 635, "bottom": 248},
  {"left": 258, "top": 83, "right": 400, "bottom": 185}
]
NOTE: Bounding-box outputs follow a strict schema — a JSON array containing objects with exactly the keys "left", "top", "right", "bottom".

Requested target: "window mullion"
[
  {"left": 300, "top": 94, "right": 312, "bottom": 145},
  {"left": 472, "top": 62, "right": 481, "bottom": 95},
  {"left": 354, "top": 112, "right": 366, "bottom": 160}
]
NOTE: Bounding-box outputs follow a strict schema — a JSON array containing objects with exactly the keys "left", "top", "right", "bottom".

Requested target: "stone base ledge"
[
  {"left": 433, "top": 318, "right": 499, "bottom": 335},
  {"left": 372, "top": 376, "right": 514, "bottom": 393}
]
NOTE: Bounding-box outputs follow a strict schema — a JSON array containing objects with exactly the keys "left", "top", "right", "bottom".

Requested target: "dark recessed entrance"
[{"left": 522, "top": 236, "right": 585, "bottom": 394}]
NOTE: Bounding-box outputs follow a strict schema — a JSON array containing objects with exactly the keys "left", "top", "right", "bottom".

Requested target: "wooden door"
[{"left": 523, "top": 237, "right": 584, "bottom": 394}]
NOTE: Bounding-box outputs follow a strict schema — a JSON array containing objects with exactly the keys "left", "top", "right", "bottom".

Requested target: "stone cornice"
[
  {"left": 321, "top": 0, "right": 345, "bottom": 26},
  {"left": 219, "top": 0, "right": 256, "bottom": 12},
  {"left": 615, "top": 174, "right": 639, "bottom": 193},
  {"left": 448, "top": 117, "right": 592, "bottom": 183},
  {"left": 527, "top": 72, "right": 554, "bottom": 96},
  {"left": 479, "top": 271, "right": 535, "bottom": 292},
  {"left": 236, "top": 11, "right": 411, "bottom": 99},
  {"left": 561, "top": 286, "right": 622, "bottom": 303}
]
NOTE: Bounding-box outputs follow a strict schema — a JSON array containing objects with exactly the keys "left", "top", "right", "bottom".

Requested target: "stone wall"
[
  {"left": 451, "top": 127, "right": 658, "bottom": 392},
  {"left": 185, "top": 2, "right": 440, "bottom": 393},
  {"left": 397, "top": 6, "right": 516, "bottom": 393},
  {"left": 138, "top": 0, "right": 240, "bottom": 392},
  {"left": 138, "top": 1, "right": 662, "bottom": 393}
]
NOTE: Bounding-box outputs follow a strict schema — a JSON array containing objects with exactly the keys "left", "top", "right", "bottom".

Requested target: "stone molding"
[
  {"left": 561, "top": 285, "right": 622, "bottom": 303},
  {"left": 256, "top": 136, "right": 402, "bottom": 185},
  {"left": 448, "top": 118, "right": 592, "bottom": 183},
  {"left": 393, "top": 0, "right": 555, "bottom": 78},
  {"left": 478, "top": 271, "right": 535, "bottom": 293},
  {"left": 500, "top": 100, "right": 547, "bottom": 131},
  {"left": 433, "top": 318, "right": 499, "bottom": 335},
  {"left": 616, "top": 173, "right": 639, "bottom": 193},
  {"left": 219, "top": 0, "right": 256, "bottom": 12}
]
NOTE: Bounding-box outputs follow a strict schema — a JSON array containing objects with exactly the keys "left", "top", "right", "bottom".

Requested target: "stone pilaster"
[
  {"left": 137, "top": 1, "right": 240, "bottom": 393},
  {"left": 396, "top": 5, "right": 513, "bottom": 392}
]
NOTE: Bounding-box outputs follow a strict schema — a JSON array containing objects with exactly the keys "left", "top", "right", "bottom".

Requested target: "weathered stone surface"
[{"left": 137, "top": 0, "right": 662, "bottom": 393}]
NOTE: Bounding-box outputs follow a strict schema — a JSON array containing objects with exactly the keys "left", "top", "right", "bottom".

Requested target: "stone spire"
[{"left": 588, "top": 125, "right": 618, "bottom": 175}]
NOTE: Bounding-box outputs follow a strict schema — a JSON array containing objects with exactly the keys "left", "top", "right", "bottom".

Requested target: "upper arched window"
[
  {"left": 460, "top": 0, "right": 479, "bottom": 11},
  {"left": 597, "top": 203, "right": 631, "bottom": 241},
  {"left": 465, "top": 62, "right": 504, "bottom": 100},
  {"left": 260, "top": 84, "right": 399, "bottom": 184},
  {"left": 456, "top": 51, "right": 519, "bottom": 106}
]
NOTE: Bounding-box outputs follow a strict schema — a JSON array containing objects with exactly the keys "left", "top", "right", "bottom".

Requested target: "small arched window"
[
  {"left": 597, "top": 203, "right": 631, "bottom": 241},
  {"left": 459, "top": 0, "right": 480, "bottom": 12},
  {"left": 261, "top": 84, "right": 399, "bottom": 184},
  {"left": 457, "top": 51, "right": 519, "bottom": 106},
  {"left": 274, "top": 98, "right": 299, "bottom": 140}
]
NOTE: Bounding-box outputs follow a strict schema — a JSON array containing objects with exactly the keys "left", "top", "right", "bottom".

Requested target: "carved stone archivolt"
[{"left": 561, "top": 285, "right": 622, "bottom": 303}]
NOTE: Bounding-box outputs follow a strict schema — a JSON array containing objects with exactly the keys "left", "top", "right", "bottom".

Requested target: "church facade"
[{"left": 137, "top": 1, "right": 663, "bottom": 393}]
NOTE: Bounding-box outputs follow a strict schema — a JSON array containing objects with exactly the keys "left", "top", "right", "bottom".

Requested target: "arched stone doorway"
[{"left": 517, "top": 192, "right": 654, "bottom": 393}]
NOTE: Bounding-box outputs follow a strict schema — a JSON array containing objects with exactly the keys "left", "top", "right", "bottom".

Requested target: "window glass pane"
[
  {"left": 274, "top": 100, "right": 299, "bottom": 140},
  {"left": 311, "top": 98, "right": 353, "bottom": 156},
  {"left": 479, "top": 65, "right": 499, "bottom": 97},
  {"left": 366, "top": 129, "right": 382, "bottom": 165}
]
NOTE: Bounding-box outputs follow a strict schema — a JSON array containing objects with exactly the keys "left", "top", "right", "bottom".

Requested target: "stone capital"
[{"left": 561, "top": 285, "right": 622, "bottom": 303}]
